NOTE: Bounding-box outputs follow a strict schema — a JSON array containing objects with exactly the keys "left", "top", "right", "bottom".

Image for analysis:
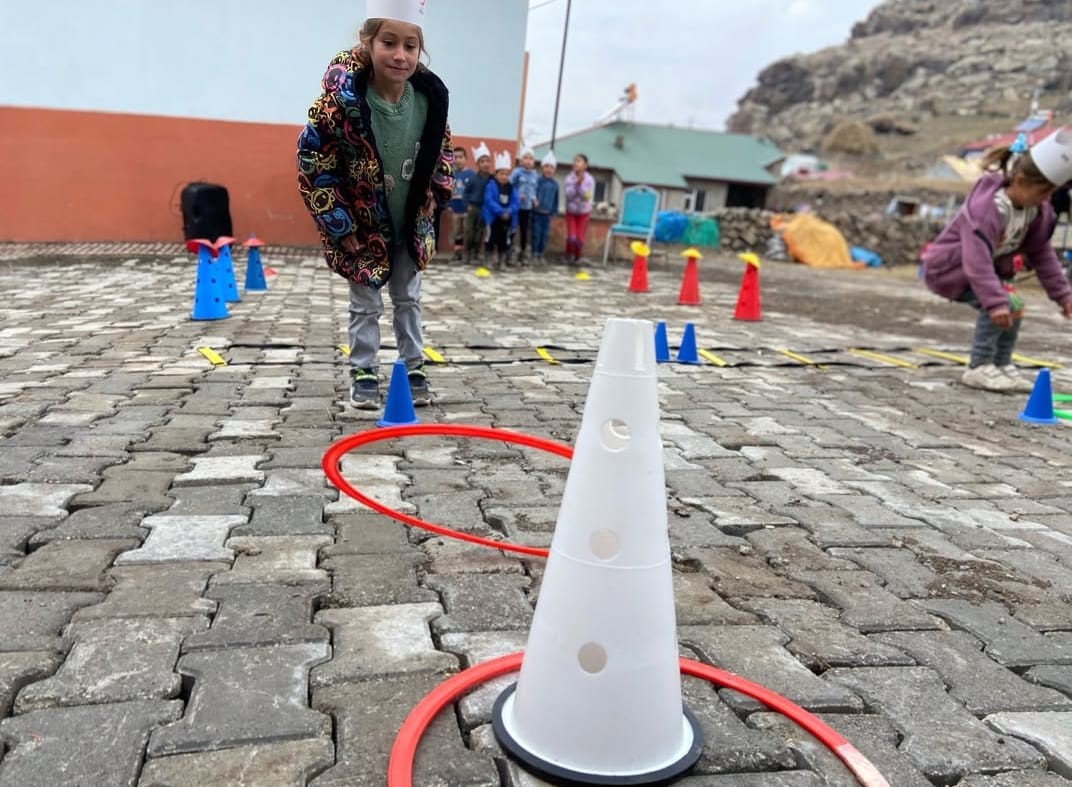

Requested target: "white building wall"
[{"left": 0, "top": 0, "right": 527, "bottom": 139}]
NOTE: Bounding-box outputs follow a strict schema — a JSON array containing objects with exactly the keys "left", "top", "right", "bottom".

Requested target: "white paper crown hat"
[
  {"left": 541, "top": 150, "right": 557, "bottom": 168},
  {"left": 366, "top": 0, "right": 426, "bottom": 27},
  {"left": 471, "top": 141, "right": 491, "bottom": 161},
  {"left": 494, "top": 150, "right": 513, "bottom": 171},
  {"left": 1031, "top": 127, "right": 1072, "bottom": 186}
]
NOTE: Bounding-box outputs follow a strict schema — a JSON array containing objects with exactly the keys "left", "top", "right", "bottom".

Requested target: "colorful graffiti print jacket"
[{"left": 296, "top": 49, "right": 454, "bottom": 287}]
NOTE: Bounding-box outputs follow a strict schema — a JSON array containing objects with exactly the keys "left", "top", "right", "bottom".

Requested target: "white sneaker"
[
  {"left": 1000, "top": 365, "right": 1036, "bottom": 393},
  {"left": 961, "top": 363, "right": 1018, "bottom": 393}
]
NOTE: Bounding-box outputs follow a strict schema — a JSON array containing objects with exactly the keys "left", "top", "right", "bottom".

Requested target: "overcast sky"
[{"left": 522, "top": 0, "right": 881, "bottom": 145}]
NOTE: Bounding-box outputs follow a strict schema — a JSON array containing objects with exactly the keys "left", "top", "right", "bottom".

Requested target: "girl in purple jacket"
[{"left": 922, "top": 128, "right": 1072, "bottom": 392}]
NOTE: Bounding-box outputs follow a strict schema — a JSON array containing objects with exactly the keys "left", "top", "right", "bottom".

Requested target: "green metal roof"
[{"left": 534, "top": 122, "right": 783, "bottom": 188}]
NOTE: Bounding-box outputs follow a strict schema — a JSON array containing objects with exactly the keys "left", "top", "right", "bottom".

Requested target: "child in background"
[
  {"left": 296, "top": 0, "right": 452, "bottom": 410},
  {"left": 922, "top": 127, "right": 1072, "bottom": 393},
  {"left": 463, "top": 142, "right": 492, "bottom": 263},
  {"left": 532, "top": 150, "right": 559, "bottom": 264},
  {"left": 482, "top": 151, "right": 520, "bottom": 269},
  {"left": 510, "top": 148, "right": 539, "bottom": 264},
  {"left": 563, "top": 153, "right": 594, "bottom": 264},
  {"left": 450, "top": 146, "right": 474, "bottom": 260}
]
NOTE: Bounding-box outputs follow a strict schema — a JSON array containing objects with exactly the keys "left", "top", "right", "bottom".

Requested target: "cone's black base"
[{"left": 491, "top": 683, "right": 704, "bottom": 786}]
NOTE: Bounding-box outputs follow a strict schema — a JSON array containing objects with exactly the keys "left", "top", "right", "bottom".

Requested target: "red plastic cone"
[
  {"left": 734, "top": 253, "right": 762, "bottom": 321},
  {"left": 628, "top": 241, "right": 650, "bottom": 293},
  {"left": 677, "top": 248, "right": 702, "bottom": 306}
]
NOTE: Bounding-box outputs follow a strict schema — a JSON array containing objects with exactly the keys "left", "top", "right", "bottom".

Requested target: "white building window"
[{"left": 683, "top": 188, "right": 706, "bottom": 213}]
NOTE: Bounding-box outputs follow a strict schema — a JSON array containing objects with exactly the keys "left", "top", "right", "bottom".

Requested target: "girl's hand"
[
  {"left": 989, "top": 307, "right": 1013, "bottom": 329},
  {"left": 1062, "top": 300, "right": 1072, "bottom": 319}
]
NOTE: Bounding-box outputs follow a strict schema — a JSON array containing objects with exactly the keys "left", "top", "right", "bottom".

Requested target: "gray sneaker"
[
  {"left": 1000, "top": 364, "right": 1036, "bottom": 393},
  {"left": 961, "top": 363, "right": 1017, "bottom": 393},
  {"left": 349, "top": 368, "right": 380, "bottom": 410},
  {"left": 408, "top": 365, "right": 431, "bottom": 407}
]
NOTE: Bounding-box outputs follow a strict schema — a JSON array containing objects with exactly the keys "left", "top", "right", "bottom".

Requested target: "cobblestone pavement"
[{"left": 1, "top": 247, "right": 1071, "bottom": 786}]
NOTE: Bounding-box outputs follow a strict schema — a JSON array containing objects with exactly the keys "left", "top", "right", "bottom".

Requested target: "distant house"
[{"left": 533, "top": 121, "right": 784, "bottom": 214}]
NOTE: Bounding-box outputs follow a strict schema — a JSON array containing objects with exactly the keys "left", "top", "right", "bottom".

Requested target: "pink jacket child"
[
  {"left": 563, "top": 153, "right": 595, "bottom": 263},
  {"left": 922, "top": 127, "right": 1072, "bottom": 393}
]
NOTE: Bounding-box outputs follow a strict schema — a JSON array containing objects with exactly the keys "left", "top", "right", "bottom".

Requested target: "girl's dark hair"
[
  {"left": 355, "top": 18, "right": 429, "bottom": 70},
  {"left": 980, "top": 145, "right": 1054, "bottom": 186},
  {"left": 575, "top": 153, "right": 589, "bottom": 164}
]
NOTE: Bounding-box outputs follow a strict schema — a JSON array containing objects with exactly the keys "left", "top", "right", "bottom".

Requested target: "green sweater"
[{"left": 367, "top": 81, "right": 429, "bottom": 242}]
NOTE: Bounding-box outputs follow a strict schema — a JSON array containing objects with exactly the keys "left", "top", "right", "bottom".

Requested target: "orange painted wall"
[{"left": 0, "top": 106, "right": 513, "bottom": 245}]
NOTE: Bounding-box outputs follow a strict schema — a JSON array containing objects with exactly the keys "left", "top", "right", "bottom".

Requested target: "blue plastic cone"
[
  {"left": 244, "top": 243, "right": 268, "bottom": 292},
  {"left": 676, "top": 323, "right": 700, "bottom": 365},
  {"left": 654, "top": 321, "right": 670, "bottom": 363},
  {"left": 1019, "top": 368, "right": 1060, "bottom": 425},
  {"left": 215, "top": 239, "right": 241, "bottom": 303},
  {"left": 377, "top": 360, "right": 420, "bottom": 427},
  {"left": 191, "top": 245, "right": 229, "bottom": 321}
]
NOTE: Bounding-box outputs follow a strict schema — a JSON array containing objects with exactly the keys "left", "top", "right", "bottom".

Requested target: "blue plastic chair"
[{"left": 602, "top": 185, "right": 658, "bottom": 264}]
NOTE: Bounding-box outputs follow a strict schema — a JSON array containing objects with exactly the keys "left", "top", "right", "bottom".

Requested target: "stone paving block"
[
  {"left": 147, "top": 643, "right": 331, "bottom": 757},
  {"left": 794, "top": 570, "right": 944, "bottom": 632},
  {"left": 0, "top": 516, "right": 58, "bottom": 564},
  {"left": 131, "top": 426, "right": 214, "bottom": 454},
  {"left": 138, "top": 738, "right": 334, "bottom": 787},
  {"left": 825, "top": 666, "right": 1045, "bottom": 781},
  {"left": 70, "top": 467, "right": 175, "bottom": 509},
  {"left": 209, "top": 419, "right": 280, "bottom": 441},
  {"left": 29, "top": 501, "right": 156, "bottom": 545},
  {"left": 424, "top": 537, "right": 526, "bottom": 575},
  {"left": 918, "top": 599, "right": 1072, "bottom": 667},
  {"left": 977, "top": 548, "right": 1072, "bottom": 596},
  {"left": 873, "top": 630, "right": 1072, "bottom": 714},
  {"left": 827, "top": 547, "right": 943, "bottom": 598},
  {"left": 959, "top": 773, "right": 1072, "bottom": 786},
  {"left": 235, "top": 495, "right": 330, "bottom": 537},
  {"left": 172, "top": 455, "right": 267, "bottom": 486},
  {"left": 0, "top": 651, "right": 61, "bottom": 716},
  {"left": 247, "top": 469, "right": 331, "bottom": 498},
  {"left": 985, "top": 712, "right": 1072, "bottom": 778},
  {"left": 322, "top": 514, "right": 425, "bottom": 556},
  {"left": 0, "top": 700, "right": 182, "bottom": 787},
  {"left": 679, "top": 625, "right": 864, "bottom": 713},
  {"left": 749, "top": 712, "right": 932, "bottom": 787},
  {"left": 671, "top": 774, "right": 823, "bottom": 786},
  {"left": 426, "top": 573, "right": 533, "bottom": 633},
  {"left": 772, "top": 500, "right": 895, "bottom": 548},
  {"left": 212, "top": 536, "right": 331, "bottom": 585},
  {"left": 0, "top": 446, "right": 44, "bottom": 483},
  {"left": 1027, "top": 666, "right": 1072, "bottom": 699},
  {"left": 686, "top": 546, "right": 817, "bottom": 599},
  {"left": 0, "top": 482, "right": 92, "bottom": 517},
  {"left": 681, "top": 496, "right": 796, "bottom": 534},
  {"left": 74, "top": 562, "right": 221, "bottom": 621},
  {"left": 0, "top": 425, "right": 76, "bottom": 447},
  {"left": 324, "top": 454, "right": 414, "bottom": 515},
  {"left": 164, "top": 483, "right": 254, "bottom": 516},
  {"left": 438, "top": 630, "right": 529, "bottom": 728},
  {"left": 741, "top": 598, "right": 913, "bottom": 668},
  {"left": 261, "top": 446, "right": 333, "bottom": 469},
  {"left": 746, "top": 528, "right": 857, "bottom": 572},
  {"left": 311, "top": 603, "right": 457, "bottom": 688},
  {"left": 674, "top": 571, "right": 759, "bottom": 625},
  {"left": 116, "top": 514, "right": 244, "bottom": 564},
  {"left": 15, "top": 616, "right": 206, "bottom": 711},
  {"left": 184, "top": 583, "right": 327, "bottom": 651},
  {"left": 321, "top": 553, "right": 436, "bottom": 607},
  {"left": 0, "top": 590, "right": 103, "bottom": 651},
  {"left": 0, "top": 538, "right": 136, "bottom": 591},
  {"left": 312, "top": 672, "right": 499, "bottom": 787},
  {"left": 24, "top": 454, "right": 122, "bottom": 484}
]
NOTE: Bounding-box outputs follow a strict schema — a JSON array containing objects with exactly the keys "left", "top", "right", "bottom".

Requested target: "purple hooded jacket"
[{"left": 922, "top": 172, "right": 1070, "bottom": 314}]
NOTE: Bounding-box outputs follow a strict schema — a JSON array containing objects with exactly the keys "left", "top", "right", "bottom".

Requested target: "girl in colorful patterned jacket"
[
  {"left": 922, "top": 128, "right": 1072, "bottom": 393},
  {"left": 296, "top": 0, "right": 453, "bottom": 410}
]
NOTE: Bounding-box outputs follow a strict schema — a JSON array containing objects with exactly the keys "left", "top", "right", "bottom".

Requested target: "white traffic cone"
[{"left": 493, "top": 317, "right": 702, "bottom": 784}]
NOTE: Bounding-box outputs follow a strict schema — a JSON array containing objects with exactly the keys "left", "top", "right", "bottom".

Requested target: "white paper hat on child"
[
  {"left": 494, "top": 150, "right": 513, "bottom": 171},
  {"left": 541, "top": 150, "right": 557, "bottom": 168},
  {"left": 366, "top": 0, "right": 426, "bottom": 28},
  {"left": 472, "top": 141, "right": 491, "bottom": 161},
  {"left": 1031, "top": 127, "right": 1072, "bottom": 186}
]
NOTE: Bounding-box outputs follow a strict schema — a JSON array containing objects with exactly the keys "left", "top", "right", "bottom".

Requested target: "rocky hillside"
[{"left": 727, "top": 0, "right": 1072, "bottom": 169}]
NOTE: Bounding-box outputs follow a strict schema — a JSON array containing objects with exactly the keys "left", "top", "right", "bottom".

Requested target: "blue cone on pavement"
[
  {"left": 215, "top": 238, "right": 241, "bottom": 303},
  {"left": 1019, "top": 367, "right": 1059, "bottom": 425},
  {"left": 244, "top": 239, "right": 268, "bottom": 292},
  {"left": 377, "top": 360, "right": 420, "bottom": 427},
  {"left": 676, "top": 322, "right": 700, "bottom": 365},
  {"left": 191, "top": 244, "right": 229, "bottom": 321},
  {"left": 654, "top": 321, "right": 670, "bottom": 363}
]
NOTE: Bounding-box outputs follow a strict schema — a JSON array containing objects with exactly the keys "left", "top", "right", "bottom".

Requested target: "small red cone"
[
  {"left": 627, "top": 240, "right": 650, "bottom": 293},
  {"left": 677, "top": 248, "right": 702, "bottom": 306},
  {"left": 734, "top": 252, "right": 762, "bottom": 321}
]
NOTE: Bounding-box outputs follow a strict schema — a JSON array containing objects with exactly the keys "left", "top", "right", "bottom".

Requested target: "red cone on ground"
[
  {"left": 628, "top": 240, "right": 650, "bottom": 293},
  {"left": 734, "top": 252, "right": 762, "bottom": 321},
  {"left": 677, "top": 248, "right": 702, "bottom": 306}
]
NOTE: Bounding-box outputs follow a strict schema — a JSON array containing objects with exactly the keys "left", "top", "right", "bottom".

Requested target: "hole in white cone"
[
  {"left": 590, "top": 529, "right": 620, "bottom": 560},
  {"left": 601, "top": 419, "right": 630, "bottom": 451},
  {"left": 578, "top": 643, "right": 607, "bottom": 674}
]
